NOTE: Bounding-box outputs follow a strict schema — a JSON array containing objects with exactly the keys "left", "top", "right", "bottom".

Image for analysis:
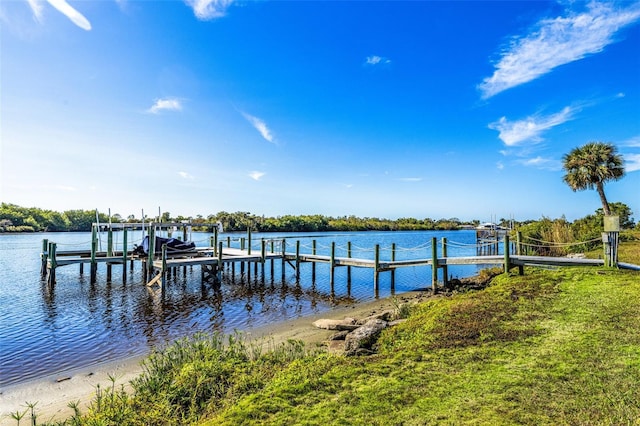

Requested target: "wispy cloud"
[
  {"left": 185, "top": 0, "right": 234, "bottom": 20},
  {"left": 622, "top": 135, "right": 640, "bottom": 148},
  {"left": 479, "top": 2, "right": 640, "bottom": 99},
  {"left": 519, "top": 156, "right": 561, "bottom": 171},
  {"left": 365, "top": 55, "right": 391, "bottom": 66},
  {"left": 249, "top": 171, "right": 265, "bottom": 181},
  {"left": 148, "top": 98, "right": 183, "bottom": 114},
  {"left": 496, "top": 161, "right": 504, "bottom": 170},
  {"left": 242, "top": 112, "right": 275, "bottom": 144},
  {"left": 27, "top": 0, "right": 91, "bottom": 30},
  {"left": 489, "top": 106, "right": 575, "bottom": 146},
  {"left": 26, "top": 0, "right": 44, "bottom": 21},
  {"left": 397, "top": 177, "right": 422, "bottom": 182},
  {"left": 624, "top": 153, "right": 640, "bottom": 172},
  {"left": 178, "top": 171, "right": 194, "bottom": 179}
]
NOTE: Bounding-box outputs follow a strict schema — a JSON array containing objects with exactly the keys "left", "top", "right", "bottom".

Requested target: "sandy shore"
[{"left": 0, "top": 290, "right": 431, "bottom": 425}]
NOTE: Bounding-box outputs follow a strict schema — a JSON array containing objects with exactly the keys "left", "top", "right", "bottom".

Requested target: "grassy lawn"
[{"left": 204, "top": 267, "right": 640, "bottom": 425}]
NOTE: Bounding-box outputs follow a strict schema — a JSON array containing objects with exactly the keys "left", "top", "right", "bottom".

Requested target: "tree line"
[
  {"left": 0, "top": 203, "right": 475, "bottom": 233},
  {"left": 1, "top": 202, "right": 636, "bottom": 236}
]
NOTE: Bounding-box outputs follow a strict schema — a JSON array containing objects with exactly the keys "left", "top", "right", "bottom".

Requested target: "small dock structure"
[{"left": 40, "top": 224, "right": 634, "bottom": 297}]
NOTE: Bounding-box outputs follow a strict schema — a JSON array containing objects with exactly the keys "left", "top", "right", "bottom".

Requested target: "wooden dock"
[{"left": 41, "top": 223, "right": 635, "bottom": 296}]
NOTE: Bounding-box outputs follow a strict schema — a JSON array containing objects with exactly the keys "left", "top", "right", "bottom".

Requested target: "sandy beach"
[{"left": 0, "top": 290, "right": 431, "bottom": 425}]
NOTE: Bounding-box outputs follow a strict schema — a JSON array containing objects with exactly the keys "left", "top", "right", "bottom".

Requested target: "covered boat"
[{"left": 133, "top": 236, "right": 196, "bottom": 255}]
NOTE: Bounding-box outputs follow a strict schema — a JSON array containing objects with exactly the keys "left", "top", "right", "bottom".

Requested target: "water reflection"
[{"left": 1, "top": 230, "right": 481, "bottom": 386}]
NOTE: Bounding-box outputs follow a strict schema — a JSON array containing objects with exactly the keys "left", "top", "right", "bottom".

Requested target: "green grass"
[
  {"left": 200, "top": 267, "right": 640, "bottom": 425},
  {"left": 35, "top": 236, "right": 640, "bottom": 425}
]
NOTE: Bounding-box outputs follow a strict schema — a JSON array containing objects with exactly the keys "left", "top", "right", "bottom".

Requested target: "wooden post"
[
  {"left": 516, "top": 231, "right": 524, "bottom": 275},
  {"left": 183, "top": 225, "right": 188, "bottom": 242},
  {"left": 247, "top": 228, "right": 252, "bottom": 255},
  {"left": 91, "top": 236, "right": 98, "bottom": 283},
  {"left": 295, "top": 240, "right": 300, "bottom": 282},
  {"left": 161, "top": 243, "right": 167, "bottom": 290},
  {"left": 261, "top": 239, "right": 266, "bottom": 283},
  {"left": 441, "top": 238, "right": 448, "bottom": 288},
  {"left": 47, "top": 242, "right": 57, "bottom": 285},
  {"left": 122, "top": 228, "right": 128, "bottom": 263},
  {"left": 330, "top": 241, "right": 335, "bottom": 292},
  {"left": 390, "top": 243, "right": 396, "bottom": 291},
  {"left": 503, "top": 235, "right": 511, "bottom": 274},
  {"left": 41, "top": 238, "right": 49, "bottom": 277},
  {"left": 311, "top": 240, "right": 317, "bottom": 283},
  {"left": 106, "top": 228, "right": 113, "bottom": 281},
  {"left": 210, "top": 236, "right": 215, "bottom": 253},
  {"left": 147, "top": 225, "right": 156, "bottom": 274},
  {"left": 218, "top": 241, "right": 224, "bottom": 281},
  {"left": 270, "top": 240, "right": 275, "bottom": 280},
  {"left": 213, "top": 225, "right": 218, "bottom": 249},
  {"left": 347, "top": 241, "right": 352, "bottom": 287},
  {"left": 281, "top": 239, "right": 286, "bottom": 282},
  {"left": 241, "top": 237, "right": 246, "bottom": 251},
  {"left": 374, "top": 244, "right": 380, "bottom": 296},
  {"left": 431, "top": 237, "right": 438, "bottom": 294}
]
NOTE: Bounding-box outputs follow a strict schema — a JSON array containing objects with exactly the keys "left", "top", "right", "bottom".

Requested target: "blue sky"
[{"left": 1, "top": 0, "right": 639, "bottom": 222}]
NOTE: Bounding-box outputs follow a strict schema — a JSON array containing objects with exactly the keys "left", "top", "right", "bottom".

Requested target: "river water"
[{"left": 0, "top": 230, "right": 487, "bottom": 387}]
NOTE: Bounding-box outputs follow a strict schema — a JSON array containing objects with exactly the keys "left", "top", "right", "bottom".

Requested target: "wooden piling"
[
  {"left": 47, "top": 242, "right": 57, "bottom": 285},
  {"left": 329, "top": 241, "right": 335, "bottom": 292},
  {"left": 281, "top": 239, "right": 286, "bottom": 282},
  {"left": 431, "top": 237, "right": 438, "bottom": 294},
  {"left": 441, "top": 238, "right": 448, "bottom": 287},
  {"left": 347, "top": 241, "right": 352, "bottom": 288},
  {"left": 106, "top": 228, "right": 113, "bottom": 281},
  {"left": 374, "top": 244, "right": 380, "bottom": 295},
  {"left": 390, "top": 242, "right": 396, "bottom": 291},
  {"left": 312, "top": 240, "right": 317, "bottom": 283},
  {"left": 41, "top": 238, "right": 49, "bottom": 276},
  {"left": 503, "top": 235, "right": 511, "bottom": 274},
  {"left": 295, "top": 240, "right": 301, "bottom": 282},
  {"left": 161, "top": 243, "right": 167, "bottom": 290}
]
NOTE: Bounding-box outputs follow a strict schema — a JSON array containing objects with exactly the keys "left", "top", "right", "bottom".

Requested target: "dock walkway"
[{"left": 40, "top": 223, "right": 635, "bottom": 295}]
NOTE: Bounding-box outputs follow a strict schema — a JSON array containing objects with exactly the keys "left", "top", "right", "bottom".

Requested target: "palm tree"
[{"left": 562, "top": 142, "right": 625, "bottom": 216}]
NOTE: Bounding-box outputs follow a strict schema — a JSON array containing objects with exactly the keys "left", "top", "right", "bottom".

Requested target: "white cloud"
[
  {"left": 622, "top": 135, "right": 640, "bottom": 148},
  {"left": 242, "top": 112, "right": 275, "bottom": 144},
  {"left": 148, "top": 98, "right": 183, "bottom": 114},
  {"left": 25, "top": 0, "right": 91, "bottom": 30},
  {"left": 624, "top": 153, "right": 640, "bottom": 172},
  {"left": 496, "top": 161, "right": 504, "bottom": 170},
  {"left": 489, "top": 106, "right": 575, "bottom": 146},
  {"left": 479, "top": 2, "right": 640, "bottom": 99},
  {"left": 47, "top": 0, "right": 91, "bottom": 30},
  {"left": 178, "top": 171, "right": 194, "bottom": 179},
  {"left": 365, "top": 55, "right": 391, "bottom": 66},
  {"left": 27, "top": 0, "right": 44, "bottom": 21},
  {"left": 397, "top": 177, "right": 422, "bottom": 182},
  {"left": 249, "top": 171, "right": 265, "bottom": 181},
  {"left": 519, "top": 156, "right": 561, "bottom": 170},
  {"left": 185, "top": 0, "right": 233, "bottom": 20}
]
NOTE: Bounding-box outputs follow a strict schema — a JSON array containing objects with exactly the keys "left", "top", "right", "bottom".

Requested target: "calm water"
[{"left": 0, "top": 230, "right": 485, "bottom": 387}]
